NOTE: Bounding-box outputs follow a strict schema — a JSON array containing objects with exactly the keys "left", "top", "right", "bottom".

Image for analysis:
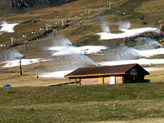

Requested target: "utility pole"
[
  {"left": 10, "top": 37, "right": 15, "bottom": 45},
  {"left": 61, "top": 19, "right": 64, "bottom": 27},
  {"left": 53, "top": 29, "right": 56, "bottom": 37},
  {"left": 88, "top": 10, "right": 91, "bottom": 17},
  {"left": 109, "top": 2, "right": 111, "bottom": 9},
  {"left": 16, "top": 55, "right": 24, "bottom": 76},
  {"left": 80, "top": 21, "right": 82, "bottom": 27},
  {"left": 19, "top": 58, "right": 22, "bottom": 76},
  {"left": 120, "top": 0, "right": 122, "bottom": 5},
  {"left": 97, "top": 16, "right": 100, "bottom": 24},
  {"left": 24, "top": 40, "right": 28, "bottom": 50},
  {"left": 45, "top": 24, "right": 49, "bottom": 30},
  {"left": 82, "top": 49, "right": 88, "bottom": 65}
]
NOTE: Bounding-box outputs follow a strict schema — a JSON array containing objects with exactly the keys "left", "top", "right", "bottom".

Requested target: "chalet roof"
[{"left": 65, "top": 64, "right": 149, "bottom": 78}]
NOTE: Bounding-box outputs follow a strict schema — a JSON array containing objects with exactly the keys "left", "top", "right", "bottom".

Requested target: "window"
[{"left": 130, "top": 68, "right": 137, "bottom": 75}]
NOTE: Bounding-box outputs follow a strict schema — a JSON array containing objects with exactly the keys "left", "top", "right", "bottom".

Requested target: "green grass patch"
[
  {"left": 0, "top": 83, "right": 164, "bottom": 106},
  {"left": 0, "top": 83, "right": 164, "bottom": 122}
]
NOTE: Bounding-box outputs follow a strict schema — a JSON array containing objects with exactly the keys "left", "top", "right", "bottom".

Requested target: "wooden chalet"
[{"left": 64, "top": 64, "right": 149, "bottom": 85}]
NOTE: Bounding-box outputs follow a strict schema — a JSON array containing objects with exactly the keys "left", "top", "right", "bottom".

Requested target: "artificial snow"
[
  {"left": 2, "top": 58, "right": 49, "bottom": 68},
  {"left": 137, "top": 48, "right": 164, "bottom": 58},
  {"left": 98, "top": 58, "right": 164, "bottom": 66},
  {"left": 39, "top": 70, "right": 73, "bottom": 78},
  {"left": 0, "top": 21, "right": 18, "bottom": 33},
  {"left": 144, "top": 67, "right": 164, "bottom": 72},
  {"left": 49, "top": 45, "right": 107, "bottom": 56},
  {"left": 97, "top": 27, "right": 158, "bottom": 40}
]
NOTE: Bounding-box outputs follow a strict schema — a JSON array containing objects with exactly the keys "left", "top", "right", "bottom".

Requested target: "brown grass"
[
  {"left": 92, "top": 118, "right": 164, "bottom": 123},
  {"left": 145, "top": 65, "right": 164, "bottom": 83},
  {"left": 0, "top": 0, "right": 164, "bottom": 87},
  {"left": 135, "top": 0, "right": 164, "bottom": 14}
]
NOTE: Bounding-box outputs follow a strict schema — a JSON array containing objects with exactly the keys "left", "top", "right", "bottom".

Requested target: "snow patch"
[
  {"left": 0, "top": 21, "right": 18, "bottom": 33},
  {"left": 49, "top": 45, "right": 107, "bottom": 56},
  {"left": 99, "top": 59, "right": 164, "bottom": 66},
  {"left": 144, "top": 67, "right": 164, "bottom": 72},
  {"left": 138, "top": 48, "right": 164, "bottom": 58},
  {"left": 97, "top": 27, "right": 158, "bottom": 40},
  {"left": 39, "top": 70, "right": 73, "bottom": 78},
  {"left": 2, "top": 58, "right": 50, "bottom": 68}
]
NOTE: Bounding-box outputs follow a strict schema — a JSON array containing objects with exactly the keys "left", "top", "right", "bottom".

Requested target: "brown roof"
[{"left": 65, "top": 64, "right": 149, "bottom": 78}]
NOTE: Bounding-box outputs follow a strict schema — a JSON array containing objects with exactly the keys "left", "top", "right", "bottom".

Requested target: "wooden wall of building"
[
  {"left": 116, "top": 76, "right": 124, "bottom": 84},
  {"left": 80, "top": 76, "right": 124, "bottom": 85},
  {"left": 81, "top": 77, "right": 99, "bottom": 85}
]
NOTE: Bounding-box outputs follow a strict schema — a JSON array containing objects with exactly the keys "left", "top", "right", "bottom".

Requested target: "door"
[
  {"left": 99, "top": 77, "right": 104, "bottom": 84},
  {"left": 110, "top": 76, "right": 115, "bottom": 85}
]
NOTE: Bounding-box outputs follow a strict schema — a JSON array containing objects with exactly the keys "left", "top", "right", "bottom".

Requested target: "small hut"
[{"left": 64, "top": 64, "right": 149, "bottom": 85}]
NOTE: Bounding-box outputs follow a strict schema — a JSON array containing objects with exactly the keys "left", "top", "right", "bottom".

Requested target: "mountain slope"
[
  {"left": 0, "top": 0, "right": 164, "bottom": 86},
  {"left": 0, "top": 0, "right": 76, "bottom": 16}
]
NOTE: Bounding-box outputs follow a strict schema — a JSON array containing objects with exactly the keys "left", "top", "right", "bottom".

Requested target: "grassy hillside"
[
  {"left": 0, "top": 83, "right": 164, "bottom": 122},
  {"left": 0, "top": 1, "right": 164, "bottom": 122}
]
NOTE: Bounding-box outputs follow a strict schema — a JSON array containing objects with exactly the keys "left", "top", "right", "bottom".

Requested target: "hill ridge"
[{"left": 0, "top": 0, "right": 76, "bottom": 16}]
